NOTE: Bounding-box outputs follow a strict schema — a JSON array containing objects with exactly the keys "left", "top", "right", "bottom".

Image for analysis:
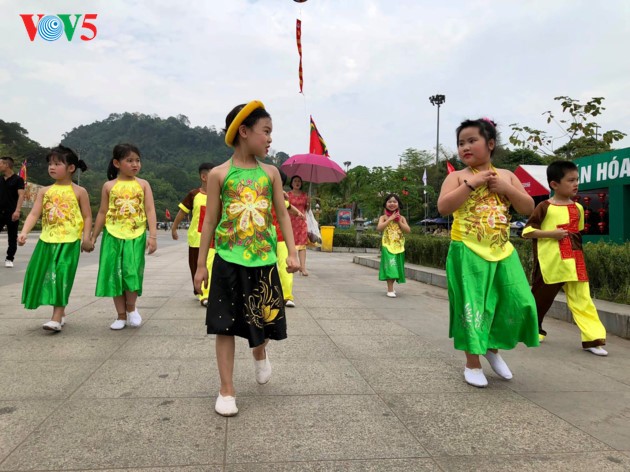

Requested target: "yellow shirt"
[
  {"left": 40, "top": 184, "right": 83, "bottom": 243},
  {"left": 105, "top": 179, "right": 146, "bottom": 239},
  {"left": 178, "top": 189, "right": 206, "bottom": 248},
  {"left": 382, "top": 221, "right": 405, "bottom": 254},
  {"left": 451, "top": 169, "right": 513, "bottom": 261},
  {"left": 523, "top": 201, "right": 588, "bottom": 283}
]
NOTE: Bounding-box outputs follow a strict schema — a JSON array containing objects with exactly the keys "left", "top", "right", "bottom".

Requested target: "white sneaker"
[
  {"left": 254, "top": 349, "right": 272, "bottom": 384},
  {"left": 464, "top": 367, "right": 488, "bottom": 387},
  {"left": 5, "top": 260, "right": 13, "bottom": 268},
  {"left": 110, "top": 319, "right": 127, "bottom": 330},
  {"left": 42, "top": 320, "right": 62, "bottom": 332},
  {"left": 215, "top": 394, "right": 238, "bottom": 416},
  {"left": 285, "top": 300, "right": 295, "bottom": 307},
  {"left": 60, "top": 316, "right": 66, "bottom": 327},
  {"left": 386, "top": 291, "right": 397, "bottom": 298},
  {"left": 484, "top": 351, "right": 513, "bottom": 379},
  {"left": 127, "top": 309, "right": 142, "bottom": 327},
  {"left": 584, "top": 346, "right": 608, "bottom": 356}
]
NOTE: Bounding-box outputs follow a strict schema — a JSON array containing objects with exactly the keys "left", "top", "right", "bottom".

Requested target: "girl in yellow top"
[
  {"left": 376, "top": 193, "right": 411, "bottom": 298},
  {"left": 91, "top": 144, "right": 158, "bottom": 330},
  {"left": 438, "top": 118, "right": 539, "bottom": 388},
  {"left": 18, "top": 146, "right": 93, "bottom": 332}
]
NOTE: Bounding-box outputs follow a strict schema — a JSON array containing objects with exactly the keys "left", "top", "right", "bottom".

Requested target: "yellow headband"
[{"left": 225, "top": 100, "right": 265, "bottom": 147}]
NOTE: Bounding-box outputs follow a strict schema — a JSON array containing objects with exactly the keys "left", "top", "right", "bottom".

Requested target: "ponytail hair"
[
  {"left": 46, "top": 145, "right": 88, "bottom": 174},
  {"left": 107, "top": 143, "right": 141, "bottom": 180}
]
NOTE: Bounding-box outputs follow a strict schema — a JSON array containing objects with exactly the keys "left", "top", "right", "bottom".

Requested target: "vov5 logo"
[{"left": 20, "top": 14, "right": 98, "bottom": 42}]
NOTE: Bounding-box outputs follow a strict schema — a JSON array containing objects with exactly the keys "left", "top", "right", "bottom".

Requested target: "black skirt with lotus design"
[{"left": 206, "top": 254, "right": 287, "bottom": 347}]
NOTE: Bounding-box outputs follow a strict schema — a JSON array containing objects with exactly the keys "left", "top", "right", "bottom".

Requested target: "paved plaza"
[{"left": 1, "top": 233, "right": 629, "bottom": 471}]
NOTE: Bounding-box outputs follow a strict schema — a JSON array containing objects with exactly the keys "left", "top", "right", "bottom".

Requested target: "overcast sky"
[{"left": 1, "top": 0, "right": 629, "bottom": 169}]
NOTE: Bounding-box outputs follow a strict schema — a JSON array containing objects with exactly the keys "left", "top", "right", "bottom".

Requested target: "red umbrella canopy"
[{"left": 281, "top": 153, "right": 346, "bottom": 184}]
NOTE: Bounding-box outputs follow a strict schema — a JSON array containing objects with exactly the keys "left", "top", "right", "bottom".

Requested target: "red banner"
[
  {"left": 296, "top": 19, "right": 303, "bottom": 93},
  {"left": 446, "top": 161, "right": 455, "bottom": 174},
  {"left": 309, "top": 116, "right": 329, "bottom": 156},
  {"left": 165, "top": 209, "right": 171, "bottom": 220}
]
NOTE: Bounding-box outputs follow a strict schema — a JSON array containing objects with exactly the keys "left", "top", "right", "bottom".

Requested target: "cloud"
[{"left": 1, "top": 0, "right": 628, "bottom": 165}]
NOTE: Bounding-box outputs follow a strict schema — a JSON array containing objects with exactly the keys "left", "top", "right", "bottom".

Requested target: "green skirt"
[
  {"left": 95, "top": 229, "right": 146, "bottom": 297},
  {"left": 446, "top": 241, "right": 539, "bottom": 354},
  {"left": 379, "top": 247, "right": 406, "bottom": 283},
  {"left": 22, "top": 239, "right": 80, "bottom": 309}
]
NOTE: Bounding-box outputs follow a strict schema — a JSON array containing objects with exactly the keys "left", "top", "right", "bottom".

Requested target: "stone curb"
[{"left": 353, "top": 254, "right": 630, "bottom": 340}]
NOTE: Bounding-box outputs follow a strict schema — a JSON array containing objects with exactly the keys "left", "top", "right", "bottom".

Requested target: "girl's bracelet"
[
  {"left": 463, "top": 179, "right": 475, "bottom": 192},
  {"left": 149, "top": 236, "right": 157, "bottom": 239}
]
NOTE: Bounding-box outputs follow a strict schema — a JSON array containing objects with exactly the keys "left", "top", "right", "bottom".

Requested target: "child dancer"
[
  {"left": 376, "top": 193, "right": 411, "bottom": 298},
  {"left": 523, "top": 160, "right": 608, "bottom": 355},
  {"left": 91, "top": 144, "right": 157, "bottom": 330},
  {"left": 274, "top": 170, "right": 304, "bottom": 307},
  {"left": 438, "top": 118, "right": 539, "bottom": 388},
  {"left": 172, "top": 163, "right": 215, "bottom": 306},
  {"left": 18, "top": 146, "right": 93, "bottom": 331},
  {"left": 194, "top": 100, "right": 299, "bottom": 416}
]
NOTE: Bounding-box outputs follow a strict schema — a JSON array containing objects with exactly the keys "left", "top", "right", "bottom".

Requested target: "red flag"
[
  {"left": 18, "top": 160, "right": 27, "bottom": 182},
  {"left": 446, "top": 161, "right": 455, "bottom": 174},
  {"left": 165, "top": 209, "right": 171, "bottom": 220},
  {"left": 309, "top": 116, "right": 329, "bottom": 156},
  {"left": 296, "top": 19, "right": 303, "bottom": 94}
]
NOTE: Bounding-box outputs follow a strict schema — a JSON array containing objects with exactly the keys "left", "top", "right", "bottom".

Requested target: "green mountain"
[{"left": 1, "top": 113, "right": 290, "bottom": 219}]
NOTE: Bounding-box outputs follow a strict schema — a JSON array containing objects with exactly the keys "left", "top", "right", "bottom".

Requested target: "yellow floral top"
[
  {"left": 215, "top": 161, "right": 277, "bottom": 267},
  {"left": 382, "top": 221, "right": 405, "bottom": 254},
  {"left": 451, "top": 167, "right": 514, "bottom": 261},
  {"left": 105, "top": 179, "right": 146, "bottom": 239},
  {"left": 40, "top": 184, "right": 83, "bottom": 243}
]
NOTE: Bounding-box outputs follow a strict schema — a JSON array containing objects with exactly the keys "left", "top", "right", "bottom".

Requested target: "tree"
[
  {"left": 552, "top": 136, "right": 611, "bottom": 160},
  {"left": 509, "top": 96, "right": 626, "bottom": 158},
  {"left": 492, "top": 148, "right": 545, "bottom": 171}
]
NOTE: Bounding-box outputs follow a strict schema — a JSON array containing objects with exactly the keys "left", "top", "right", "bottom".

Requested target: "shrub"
[{"left": 332, "top": 229, "right": 630, "bottom": 304}]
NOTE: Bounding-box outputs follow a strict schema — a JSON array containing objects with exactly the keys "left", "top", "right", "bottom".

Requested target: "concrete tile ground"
[{"left": 0, "top": 233, "right": 629, "bottom": 471}]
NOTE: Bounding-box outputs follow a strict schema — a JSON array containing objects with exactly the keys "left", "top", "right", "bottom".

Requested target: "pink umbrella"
[{"left": 281, "top": 153, "right": 346, "bottom": 184}]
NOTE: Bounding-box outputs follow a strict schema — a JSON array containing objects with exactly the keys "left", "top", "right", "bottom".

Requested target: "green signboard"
[{"left": 575, "top": 147, "right": 630, "bottom": 243}]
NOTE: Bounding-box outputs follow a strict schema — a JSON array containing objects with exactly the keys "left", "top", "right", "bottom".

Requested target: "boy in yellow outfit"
[
  {"left": 172, "top": 163, "right": 215, "bottom": 306},
  {"left": 522, "top": 160, "right": 608, "bottom": 356}
]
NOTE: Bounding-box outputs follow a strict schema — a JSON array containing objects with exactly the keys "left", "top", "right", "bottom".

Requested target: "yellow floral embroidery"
[
  {"left": 382, "top": 221, "right": 405, "bottom": 254},
  {"left": 218, "top": 176, "right": 273, "bottom": 259},
  {"left": 41, "top": 186, "right": 82, "bottom": 243},
  {"left": 460, "top": 189, "right": 510, "bottom": 249},
  {"left": 247, "top": 269, "right": 284, "bottom": 328},
  {"left": 106, "top": 180, "right": 146, "bottom": 239},
  {"left": 262, "top": 305, "right": 280, "bottom": 323},
  {"left": 115, "top": 193, "right": 140, "bottom": 217},
  {"left": 227, "top": 186, "right": 269, "bottom": 238}
]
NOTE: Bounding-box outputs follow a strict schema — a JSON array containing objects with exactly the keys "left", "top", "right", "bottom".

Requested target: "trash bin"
[{"left": 320, "top": 226, "right": 335, "bottom": 252}]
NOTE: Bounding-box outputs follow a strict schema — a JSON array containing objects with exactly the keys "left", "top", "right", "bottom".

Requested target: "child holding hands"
[
  {"left": 91, "top": 144, "right": 157, "bottom": 330},
  {"left": 19, "top": 146, "right": 93, "bottom": 332}
]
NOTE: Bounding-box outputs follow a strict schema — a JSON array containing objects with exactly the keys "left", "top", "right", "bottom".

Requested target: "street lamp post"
[
  {"left": 429, "top": 94, "right": 446, "bottom": 166},
  {"left": 343, "top": 161, "right": 351, "bottom": 172}
]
